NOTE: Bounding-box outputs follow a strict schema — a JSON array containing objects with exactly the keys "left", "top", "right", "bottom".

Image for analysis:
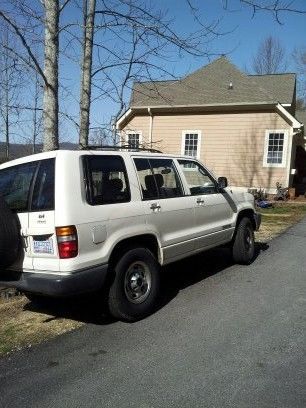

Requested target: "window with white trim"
[
  {"left": 263, "top": 130, "right": 288, "bottom": 167},
  {"left": 126, "top": 132, "right": 142, "bottom": 150},
  {"left": 181, "top": 131, "right": 201, "bottom": 159}
]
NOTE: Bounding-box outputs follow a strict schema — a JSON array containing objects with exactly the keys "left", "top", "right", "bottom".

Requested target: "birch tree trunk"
[
  {"left": 43, "top": 0, "right": 59, "bottom": 151},
  {"left": 79, "top": 0, "right": 96, "bottom": 148}
]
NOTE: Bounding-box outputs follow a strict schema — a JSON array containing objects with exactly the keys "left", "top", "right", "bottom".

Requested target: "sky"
[
  {"left": 2, "top": 0, "right": 306, "bottom": 146},
  {"left": 84, "top": 0, "right": 306, "bottom": 143}
]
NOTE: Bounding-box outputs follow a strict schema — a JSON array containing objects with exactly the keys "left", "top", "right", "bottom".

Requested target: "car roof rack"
[{"left": 79, "top": 144, "right": 162, "bottom": 153}]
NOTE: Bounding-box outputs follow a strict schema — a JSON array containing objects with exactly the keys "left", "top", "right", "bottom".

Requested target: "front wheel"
[
  {"left": 232, "top": 217, "right": 255, "bottom": 265},
  {"left": 108, "top": 247, "right": 160, "bottom": 322}
]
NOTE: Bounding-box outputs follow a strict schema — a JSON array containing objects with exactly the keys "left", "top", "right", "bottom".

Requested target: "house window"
[
  {"left": 263, "top": 130, "right": 288, "bottom": 167},
  {"left": 126, "top": 132, "right": 142, "bottom": 150},
  {"left": 181, "top": 131, "right": 201, "bottom": 159}
]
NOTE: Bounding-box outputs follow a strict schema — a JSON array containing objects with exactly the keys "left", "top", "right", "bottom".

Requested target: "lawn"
[
  {"left": 1, "top": 202, "right": 306, "bottom": 357},
  {"left": 255, "top": 202, "right": 306, "bottom": 242}
]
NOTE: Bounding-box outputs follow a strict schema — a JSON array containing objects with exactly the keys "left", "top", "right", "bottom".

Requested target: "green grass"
[{"left": 256, "top": 203, "right": 306, "bottom": 241}]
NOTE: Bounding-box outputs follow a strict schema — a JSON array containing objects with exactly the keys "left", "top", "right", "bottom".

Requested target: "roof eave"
[{"left": 276, "top": 103, "right": 302, "bottom": 129}]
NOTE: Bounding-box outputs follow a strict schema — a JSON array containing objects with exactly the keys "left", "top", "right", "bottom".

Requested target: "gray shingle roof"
[
  {"left": 130, "top": 57, "right": 296, "bottom": 108},
  {"left": 249, "top": 73, "right": 296, "bottom": 105}
]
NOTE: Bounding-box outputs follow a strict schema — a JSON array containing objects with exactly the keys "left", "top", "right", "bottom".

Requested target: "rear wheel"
[
  {"left": 232, "top": 217, "right": 255, "bottom": 265},
  {"left": 24, "top": 292, "right": 50, "bottom": 306},
  {"left": 108, "top": 247, "right": 160, "bottom": 322}
]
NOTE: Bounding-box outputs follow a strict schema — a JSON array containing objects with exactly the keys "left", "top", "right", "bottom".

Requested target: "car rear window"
[
  {"left": 0, "top": 162, "right": 37, "bottom": 212},
  {"left": 0, "top": 158, "right": 55, "bottom": 212}
]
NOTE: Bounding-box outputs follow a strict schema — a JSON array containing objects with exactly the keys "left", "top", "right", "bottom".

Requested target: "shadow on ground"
[{"left": 24, "top": 242, "right": 269, "bottom": 325}]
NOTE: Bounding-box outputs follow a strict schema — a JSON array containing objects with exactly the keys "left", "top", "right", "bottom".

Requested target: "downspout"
[
  {"left": 285, "top": 128, "right": 302, "bottom": 188},
  {"left": 148, "top": 107, "right": 153, "bottom": 149}
]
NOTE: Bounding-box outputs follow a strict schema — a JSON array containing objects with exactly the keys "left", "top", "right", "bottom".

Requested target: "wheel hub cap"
[{"left": 124, "top": 261, "right": 152, "bottom": 304}]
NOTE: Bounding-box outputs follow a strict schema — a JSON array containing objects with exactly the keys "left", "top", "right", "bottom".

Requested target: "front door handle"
[
  {"left": 196, "top": 198, "right": 205, "bottom": 205},
  {"left": 150, "top": 203, "right": 161, "bottom": 211}
]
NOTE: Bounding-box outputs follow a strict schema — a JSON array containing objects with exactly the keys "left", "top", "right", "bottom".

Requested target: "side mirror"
[{"left": 218, "top": 177, "right": 228, "bottom": 189}]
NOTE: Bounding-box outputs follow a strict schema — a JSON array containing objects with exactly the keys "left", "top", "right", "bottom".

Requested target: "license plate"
[{"left": 33, "top": 239, "right": 54, "bottom": 254}]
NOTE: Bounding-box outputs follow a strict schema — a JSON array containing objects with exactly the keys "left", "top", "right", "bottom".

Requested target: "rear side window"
[
  {"left": 31, "top": 159, "right": 55, "bottom": 211},
  {"left": 0, "top": 162, "right": 37, "bottom": 211},
  {"left": 84, "top": 155, "right": 130, "bottom": 205}
]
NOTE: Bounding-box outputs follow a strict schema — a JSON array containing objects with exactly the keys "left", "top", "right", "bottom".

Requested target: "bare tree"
[
  {"left": 0, "top": 21, "right": 24, "bottom": 159},
  {"left": 293, "top": 47, "right": 306, "bottom": 109},
  {"left": 222, "top": 1, "right": 306, "bottom": 24},
  {"left": 79, "top": 0, "right": 96, "bottom": 147},
  {"left": 43, "top": 0, "right": 59, "bottom": 150},
  {"left": 75, "top": 0, "right": 225, "bottom": 146},
  {"left": 0, "top": 0, "right": 72, "bottom": 151},
  {"left": 252, "top": 36, "right": 287, "bottom": 74}
]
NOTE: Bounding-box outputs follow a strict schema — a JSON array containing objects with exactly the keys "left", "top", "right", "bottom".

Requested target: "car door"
[
  {"left": 0, "top": 161, "right": 39, "bottom": 271},
  {"left": 177, "top": 159, "right": 235, "bottom": 249},
  {"left": 133, "top": 157, "right": 196, "bottom": 262}
]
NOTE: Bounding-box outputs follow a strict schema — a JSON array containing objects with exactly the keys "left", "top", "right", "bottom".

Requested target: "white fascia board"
[
  {"left": 276, "top": 103, "right": 302, "bottom": 129},
  {"left": 116, "top": 108, "right": 133, "bottom": 129}
]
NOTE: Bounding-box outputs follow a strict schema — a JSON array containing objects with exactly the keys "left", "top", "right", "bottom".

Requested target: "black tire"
[
  {"left": 108, "top": 247, "right": 160, "bottom": 322},
  {"left": 0, "top": 196, "right": 20, "bottom": 268},
  {"left": 232, "top": 217, "right": 255, "bottom": 265},
  {"left": 24, "top": 292, "right": 49, "bottom": 305}
]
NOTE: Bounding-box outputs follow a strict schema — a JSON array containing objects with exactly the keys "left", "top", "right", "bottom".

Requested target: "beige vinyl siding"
[
  {"left": 120, "top": 115, "right": 150, "bottom": 145},
  {"left": 122, "top": 111, "right": 291, "bottom": 190}
]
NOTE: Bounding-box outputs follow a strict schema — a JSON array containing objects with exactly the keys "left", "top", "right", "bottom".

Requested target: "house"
[{"left": 116, "top": 57, "right": 305, "bottom": 193}]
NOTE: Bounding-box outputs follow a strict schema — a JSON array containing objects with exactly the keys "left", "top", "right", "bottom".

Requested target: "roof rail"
[{"left": 79, "top": 144, "right": 162, "bottom": 153}]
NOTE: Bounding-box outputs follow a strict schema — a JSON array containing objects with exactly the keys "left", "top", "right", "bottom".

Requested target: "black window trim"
[
  {"left": 82, "top": 154, "right": 131, "bottom": 206},
  {"left": 133, "top": 156, "right": 186, "bottom": 201},
  {"left": 0, "top": 158, "right": 56, "bottom": 213}
]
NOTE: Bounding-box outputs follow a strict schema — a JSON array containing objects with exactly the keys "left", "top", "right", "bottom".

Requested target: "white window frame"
[
  {"left": 181, "top": 130, "right": 202, "bottom": 160},
  {"left": 263, "top": 129, "right": 288, "bottom": 168},
  {"left": 125, "top": 131, "right": 142, "bottom": 149}
]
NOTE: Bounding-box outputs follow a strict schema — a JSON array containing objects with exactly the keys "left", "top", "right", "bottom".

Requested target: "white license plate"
[{"left": 33, "top": 239, "right": 54, "bottom": 254}]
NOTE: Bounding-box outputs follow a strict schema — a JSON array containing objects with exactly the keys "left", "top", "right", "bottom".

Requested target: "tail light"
[{"left": 56, "top": 226, "right": 78, "bottom": 259}]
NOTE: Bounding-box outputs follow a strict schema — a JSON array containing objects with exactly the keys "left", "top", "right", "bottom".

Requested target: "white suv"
[{"left": 0, "top": 148, "right": 261, "bottom": 321}]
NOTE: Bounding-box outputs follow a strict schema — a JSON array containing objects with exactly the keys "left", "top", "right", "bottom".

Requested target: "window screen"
[
  {"left": 127, "top": 133, "right": 140, "bottom": 150},
  {"left": 267, "top": 133, "right": 284, "bottom": 164},
  {"left": 183, "top": 133, "right": 199, "bottom": 157},
  {"left": 84, "top": 155, "right": 130, "bottom": 205}
]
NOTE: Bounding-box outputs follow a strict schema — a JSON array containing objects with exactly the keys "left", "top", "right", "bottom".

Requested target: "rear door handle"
[
  {"left": 196, "top": 198, "right": 205, "bottom": 205},
  {"left": 150, "top": 203, "right": 161, "bottom": 211}
]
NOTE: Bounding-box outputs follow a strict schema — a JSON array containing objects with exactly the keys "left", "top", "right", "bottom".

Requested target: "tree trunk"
[
  {"left": 4, "top": 30, "right": 9, "bottom": 160},
  {"left": 43, "top": 0, "right": 59, "bottom": 151},
  {"left": 33, "top": 80, "right": 38, "bottom": 154},
  {"left": 79, "top": 0, "right": 96, "bottom": 148}
]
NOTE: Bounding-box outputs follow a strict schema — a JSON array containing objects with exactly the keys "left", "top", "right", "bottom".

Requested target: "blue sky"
[
  {"left": 80, "top": 0, "right": 305, "bottom": 144},
  {"left": 6, "top": 0, "right": 306, "bottom": 145}
]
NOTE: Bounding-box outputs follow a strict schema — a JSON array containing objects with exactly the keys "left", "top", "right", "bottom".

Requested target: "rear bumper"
[
  {"left": 0, "top": 264, "right": 109, "bottom": 297},
  {"left": 254, "top": 212, "right": 262, "bottom": 231}
]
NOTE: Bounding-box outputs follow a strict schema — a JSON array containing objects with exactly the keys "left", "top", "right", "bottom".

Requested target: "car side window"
[
  {"left": 178, "top": 159, "right": 217, "bottom": 195},
  {"left": 0, "top": 162, "right": 37, "bottom": 211},
  {"left": 31, "top": 159, "right": 55, "bottom": 211},
  {"left": 134, "top": 158, "right": 183, "bottom": 200},
  {"left": 84, "top": 155, "right": 130, "bottom": 205}
]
